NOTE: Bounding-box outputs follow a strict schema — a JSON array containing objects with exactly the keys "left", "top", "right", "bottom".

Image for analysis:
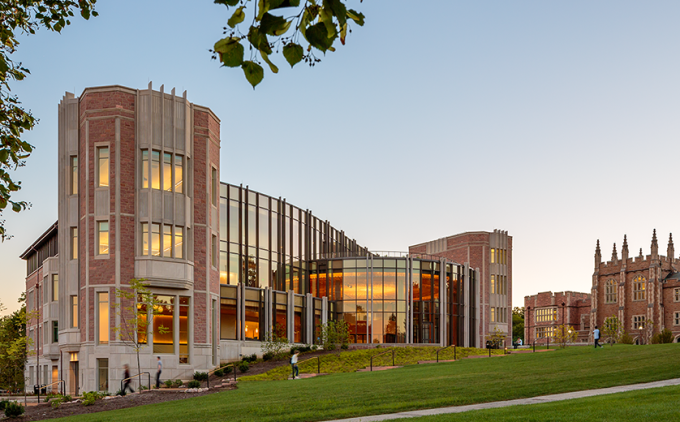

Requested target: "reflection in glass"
[
  {"left": 98, "top": 222, "right": 109, "bottom": 255},
  {"left": 163, "top": 225, "right": 172, "bottom": 257},
  {"left": 151, "top": 224, "right": 160, "bottom": 256},
  {"left": 153, "top": 295, "right": 174, "bottom": 354},
  {"left": 163, "top": 153, "right": 172, "bottom": 191},
  {"left": 179, "top": 297, "right": 189, "bottom": 363},
  {"left": 141, "top": 223, "right": 148, "bottom": 255},
  {"left": 97, "top": 147, "right": 109, "bottom": 187},
  {"left": 151, "top": 151, "right": 160, "bottom": 190},
  {"left": 245, "top": 299, "right": 261, "bottom": 340},
  {"left": 220, "top": 299, "right": 237, "bottom": 339},
  {"left": 259, "top": 207, "right": 268, "bottom": 250},
  {"left": 175, "top": 226, "right": 183, "bottom": 259},
  {"left": 98, "top": 292, "right": 109, "bottom": 344},
  {"left": 71, "top": 156, "right": 78, "bottom": 194},
  {"left": 141, "top": 150, "right": 149, "bottom": 188},
  {"left": 174, "top": 155, "right": 183, "bottom": 193}
]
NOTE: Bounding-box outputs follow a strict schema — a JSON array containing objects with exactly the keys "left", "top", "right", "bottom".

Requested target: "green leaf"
[
  {"left": 270, "top": 0, "right": 300, "bottom": 9},
  {"left": 248, "top": 26, "right": 272, "bottom": 55},
  {"left": 324, "top": 0, "right": 347, "bottom": 27},
  {"left": 306, "top": 23, "right": 335, "bottom": 52},
  {"left": 0, "top": 149, "right": 8, "bottom": 164},
  {"left": 347, "top": 9, "right": 365, "bottom": 26},
  {"left": 227, "top": 7, "right": 246, "bottom": 28},
  {"left": 242, "top": 61, "right": 264, "bottom": 88},
  {"left": 214, "top": 38, "right": 244, "bottom": 68},
  {"left": 11, "top": 202, "right": 21, "bottom": 213},
  {"left": 214, "top": 0, "right": 240, "bottom": 6},
  {"left": 283, "top": 43, "right": 304, "bottom": 68},
  {"left": 257, "top": 0, "right": 270, "bottom": 21},
  {"left": 260, "top": 13, "right": 289, "bottom": 36},
  {"left": 260, "top": 52, "right": 279, "bottom": 74}
]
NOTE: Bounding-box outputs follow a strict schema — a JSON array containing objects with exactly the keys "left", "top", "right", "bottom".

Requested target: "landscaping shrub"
[
  {"left": 0, "top": 400, "right": 9, "bottom": 410},
  {"left": 173, "top": 380, "right": 183, "bottom": 388},
  {"left": 187, "top": 380, "right": 200, "bottom": 389},
  {"left": 620, "top": 331, "right": 635, "bottom": 344},
  {"left": 224, "top": 365, "right": 233, "bottom": 374},
  {"left": 311, "top": 345, "right": 318, "bottom": 351},
  {"left": 214, "top": 369, "right": 224, "bottom": 377},
  {"left": 81, "top": 391, "right": 105, "bottom": 406},
  {"left": 341, "top": 343, "right": 349, "bottom": 350},
  {"left": 238, "top": 362, "right": 250, "bottom": 373},
  {"left": 326, "top": 343, "right": 336, "bottom": 351},
  {"left": 263, "top": 351, "right": 275, "bottom": 361},
  {"left": 50, "top": 394, "right": 72, "bottom": 408},
  {"left": 247, "top": 353, "right": 258, "bottom": 362},
  {"left": 651, "top": 328, "right": 674, "bottom": 344},
  {"left": 164, "top": 380, "right": 173, "bottom": 388},
  {"left": 193, "top": 371, "right": 209, "bottom": 381},
  {"left": 4, "top": 402, "right": 24, "bottom": 418}
]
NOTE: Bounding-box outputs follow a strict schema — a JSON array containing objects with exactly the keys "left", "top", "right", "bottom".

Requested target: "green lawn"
[
  {"left": 383, "top": 384, "right": 680, "bottom": 421},
  {"left": 56, "top": 344, "right": 680, "bottom": 422}
]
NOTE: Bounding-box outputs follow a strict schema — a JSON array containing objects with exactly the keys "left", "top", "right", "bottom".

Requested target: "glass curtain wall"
[{"left": 219, "top": 183, "right": 369, "bottom": 293}]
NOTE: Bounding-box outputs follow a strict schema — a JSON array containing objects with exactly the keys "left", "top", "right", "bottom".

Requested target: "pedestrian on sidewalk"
[
  {"left": 156, "top": 356, "right": 163, "bottom": 388},
  {"left": 122, "top": 364, "right": 135, "bottom": 395},
  {"left": 593, "top": 326, "right": 603, "bottom": 348},
  {"left": 290, "top": 350, "right": 299, "bottom": 379}
]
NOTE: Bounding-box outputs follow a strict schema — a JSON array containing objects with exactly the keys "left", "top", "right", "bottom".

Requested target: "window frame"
[
  {"left": 71, "top": 295, "right": 78, "bottom": 328},
  {"left": 51, "top": 274, "right": 58, "bottom": 302},
  {"left": 97, "top": 291, "right": 109, "bottom": 345},
  {"left": 632, "top": 276, "right": 646, "bottom": 301},
  {"left": 70, "top": 156, "right": 78, "bottom": 195},
  {"left": 604, "top": 279, "right": 617, "bottom": 304},
  {"left": 97, "top": 221, "right": 109, "bottom": 256},
  {"left": 96, "top": 146, "right": 109, "bottom": 188},
  {"left": 632, "top": 314, "right": 646, "bottom": 330}
]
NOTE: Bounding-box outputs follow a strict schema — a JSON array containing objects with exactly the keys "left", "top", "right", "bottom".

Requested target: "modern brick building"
[
  {"left": 524, "top": 230, "right": 680, "bottom": 346},
  {"left": 22, "top": 84, "right": 492, "bottom": 395},
  {"left": 409, "top": 230, "right": 512, "bottom": 348}
]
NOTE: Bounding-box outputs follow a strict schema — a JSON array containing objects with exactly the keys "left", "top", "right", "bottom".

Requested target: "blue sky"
[{"left": 1, "top": 1, "right": 679, "bottom": 314}]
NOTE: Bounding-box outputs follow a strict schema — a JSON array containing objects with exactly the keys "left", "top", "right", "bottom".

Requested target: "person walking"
[
  {"left": 156, "top": 356, "right": 163, "bottom": 388},
  {"left": 122, "top": 364, "right": 135, "bottom": 395},
  {"left": 593, "top": 326, "right": 603, "bottom": 348},
  {"left": 290, "top": 350, "right": 299, "bottom": 380}
]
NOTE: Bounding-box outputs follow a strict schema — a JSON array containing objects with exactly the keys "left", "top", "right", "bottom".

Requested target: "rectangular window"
[
  {"left": 98, "top": 292, "right": 109, "bottom": 344},
  {"left": 43, "top": 276, "right": 48, "bottom": 304},
  {"left": 211, "top": 167, "right": 217, "bottom": 206},
  {"left": 632, "top": 315, "right": 645, "bottom": 330},
  {"left": 212, "top": 235, "right": 218, "bottom": 268},
  {"left": 174, "top": 155, "right": 183, "bottom": 193},
  {"left": 179, "top": 297, "right": 189, "bottom": 364},
  {"left": 174, "top": 226, "right": 183, "bottom": 259},
  {"left": 97, "top": 146, "right": 109, "bottom": 187},
  {"left": 142, "top": 150, "right": 149, "bottom": 188},
  {"left": 163, "top": 153, "right": 172, "bottom": 191},
  {"left": 633, "top": 277, "right": 646, "bottom": 301},
  {"left": 97, "top": 359, "right": 108, "bottom": 392},
  {"left": 536, "top": 326, "right": 554, "bottom": 339},
  {"left": 151, "top": 151, "right": 160, "bottom": 190},
  {"left": 490, "top": 248, "right": 495, "bottom": 264},
  {"left": 70, "top": 156, "right": 78, "bottom": 195},
  {"left": 71, "top": 295, "right": 78, "bottom": 328},
  {"left": 141, "top": 223, "right": 149, "bottom": 255},
  {"left": 153, "top": 295, "right": 174, "bottom": 354},
  {"left": 52, "top": 274, "right": 59, "bottom": 302},
  {"left": 675, "top": 288, "right": 680, "bottom": 303},
  {"left": 490, "top": 307, "right": 495, "bottom": 322},
  {"left": 71, "top": 227, "right": 78, "bottom": 260},
  {"left": 674, "top": 312, "right": 680, "bottom": 326},
  {"left": 52, "top": 321, "right": 58, "bottom": 343},
  {"left": 97, "top": 221, "right": 109, "bottom": 255},
  {"left": 490, "top": 275, "right": 495, "bottom": 294},
  {"left": 151, "top": 224, "right": 160, "bottom": 256},
  {"left": 163, "top": 225, "right": 172, "bottom": 257},
  {"left": 535, "top": 308, "right": 557, "bottom": 323}
]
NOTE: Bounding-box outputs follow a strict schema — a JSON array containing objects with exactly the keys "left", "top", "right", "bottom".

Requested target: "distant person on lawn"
[
  {"left": 593, "top": 326, "right": 603, "bottom": 348},
  {"left": 291, "top": 350, "right": 299, "bottom": 379}
]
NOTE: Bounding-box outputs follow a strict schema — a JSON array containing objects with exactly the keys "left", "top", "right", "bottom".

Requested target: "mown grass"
[
  {"left": 55, "top": 344, "right": 680, "bottom": 422},
  {"left": 241, "top": 346, "right": 503, "bottom": 381},
  {"left": 383, "top": 384, "right": 680, "bottom": 421}
]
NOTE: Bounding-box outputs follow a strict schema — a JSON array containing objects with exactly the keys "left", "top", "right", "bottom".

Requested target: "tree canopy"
[{"left": 212, "top": 0, "right": 365, "bottom": 88}]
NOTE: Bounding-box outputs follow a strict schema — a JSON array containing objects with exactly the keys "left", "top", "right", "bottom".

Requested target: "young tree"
[
  {"left": 113, "top": 279, "right": 168, "bottom": 379},
  {"left": 602, "top": 315, "right": 622, "bottom": 346},
  {"left": 213, "top": 0, "right": 365, "bottom": 88},
  {"left": 512, "top": 307, "right": 524, "bottom": 342},
  {"left": 0, "top": 1, "right": 97, "bottom": 240},
  {"left": 261, "top": 323, "right": 289, "bottom": 357},
  {"left": 320, "top": 320, "right": 349, "bottom": 350},
  {"left": 553, "top": 324, "right": 578, "bottom": 348},
  {"left": 485, "top": 326, "right": 506, "bottom": 348},
  {"left": 0, "top": 294, "right": 31, "bottom": 394}
]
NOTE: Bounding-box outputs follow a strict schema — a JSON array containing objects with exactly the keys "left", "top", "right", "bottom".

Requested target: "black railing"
[
  {"left": 370, "top": 349, "right": 395, "bottom": 371},
  {"left": 37, "top": 380, "right": 65, "bottom": 401},
  {"left": 120, "top": 372, "right": 151, "bottom": 394},
  {"left": 435, "top": 345, "right": 455, "bottom": 362},
  {"left": 206, "top": 363, "right": 236, "bottom": 388},
  {"left": 298, "top": 356, "right": 321, "bottom": 375}
]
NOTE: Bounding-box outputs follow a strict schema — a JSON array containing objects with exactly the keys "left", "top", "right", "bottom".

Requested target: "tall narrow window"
[
  {"left": 211, "top": 167, "right": 217, "bottom": 206},
  {"left": 633, "top": 276, "right": 646, "bottom": 301},
  {"left": 97, "top": 221, "right": 109, "bottom": 255},
  {"left": 97, "top": 359, "right": 108, "bottom": 392},
  {"left": 174, "top": 155, "right": 183, "bottom": 193},
  {"left": 605, "top": 279, "right": 617, "bottom": 304},
  {"left": 163, "top": 225, "right": 172, "bottom": 257},
  {"left": 151, "top": 151, "right": 160, "bottom": 190},
  {"left": 141, "top": 223, "right": 149, "bottom": 255},
  {"left": 151, "top": 224, "right": 161, "bottom": 256},
  {"left": 52, "top": 274, "right": 59, "bottom": 302},
  {"left": 490, "top": 275, "right": 495, "bottom": 294},
  {"left": 52, "top": 321, "right": 58, "bottom": 343},
  {"left": 174, "top": 226, "right": 183, "bottom": 259},
  {"left": 70, "top": 156, "right": 78, "bottom": 195},
  {"left": 97, "top": 292, "right": 109, "bottom": 344},
  {"left": 71, "top": 295, "right": 78, "bottom": 328},
  {"left": 97, "top": 147, "right": 109, "bottom": 187},
  {"left": 163, "top": 153, "right": 172, "bottom": 191},
  {"left": 490, "top": 248, "right": 495, "bottom": 264},
  {"left": 71, "top": 227, "right": 78, "bottom": 260},
  {"left": 212, "top": 235, "right": 218, "bottom": 268},
  {"left": 153, "top": 295, "right": 174, "bottom": 354},
  {"left": 179, "top": 297, "right": 189, "bottom": 364},
  {"left": 141, "top": 150, "right": 149, "bottom": 188}
]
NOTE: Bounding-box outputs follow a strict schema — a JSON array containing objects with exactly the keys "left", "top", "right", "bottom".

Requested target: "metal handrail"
[
  {"left": 206, "top": 363, "right": 236, "bottom": 388},
  {"left": 42, "top": 380, "right": 65, "bottom": 398},
  {"left": 370, "top": 349, "right": 395, "bottom": 371},
  {"left": 436, "top": 345, "right": 456, "bottom": 362},
  {"left": 297, "top": 356, "right": 321, "bottom": 374},
  {"left": 120, "top": 372, "right": 151, "bottom": 394}
]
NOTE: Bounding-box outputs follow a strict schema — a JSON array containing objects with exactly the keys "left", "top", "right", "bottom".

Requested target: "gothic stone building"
[{"left": 525, "top": 230, "right": 680, "bottom": 345}]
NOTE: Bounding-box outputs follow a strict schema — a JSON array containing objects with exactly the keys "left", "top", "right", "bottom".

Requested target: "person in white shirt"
[
  {"left": 593, "top": 326, "right": 603, "bottom": 348},
  {"left": 290, "top": 350, "right": 299, "bottom": 379}
]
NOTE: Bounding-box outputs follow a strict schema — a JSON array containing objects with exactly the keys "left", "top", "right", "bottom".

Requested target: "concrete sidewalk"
[{"left": 323, "top": 377, "right": 680, "bottom": 422}]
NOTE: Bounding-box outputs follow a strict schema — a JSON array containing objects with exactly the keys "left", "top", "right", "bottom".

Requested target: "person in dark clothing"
[
  {"left": 122, "top": 364, "right": 135, "bottom": 395},
  {"left": 156, "top": 356, "right": 163, "bottom": 388},
  {"left": 593, "top": 326, "right": 604, "bottom": 348}
]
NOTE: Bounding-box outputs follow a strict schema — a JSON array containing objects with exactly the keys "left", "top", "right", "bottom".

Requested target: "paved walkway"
[{"left": 323, "top": 378, "right": 680, "bottom": 422}]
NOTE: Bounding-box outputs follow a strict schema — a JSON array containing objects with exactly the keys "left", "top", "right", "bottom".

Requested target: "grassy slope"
[
  {"left": 56, "top": 344, "right": 680, "bottom": 422},
  {"left": 383, "top": 384, "right": 680, "bottom": 421}
]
